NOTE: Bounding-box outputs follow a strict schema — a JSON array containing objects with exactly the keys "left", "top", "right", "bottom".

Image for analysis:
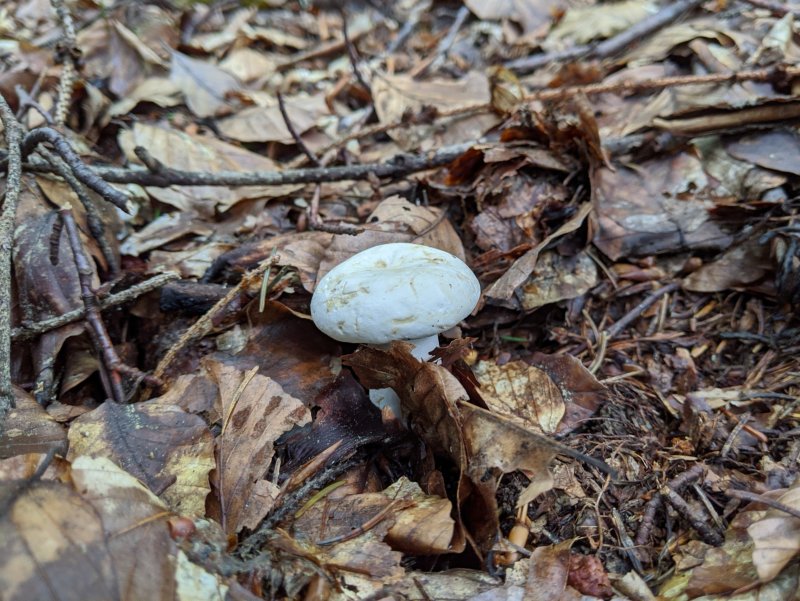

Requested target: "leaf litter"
[{"left": 1, "top": 0, "right": 800, "bottom": 599}]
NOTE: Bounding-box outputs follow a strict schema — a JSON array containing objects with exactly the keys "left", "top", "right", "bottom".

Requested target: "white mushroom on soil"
[{"left": 310, "top": 242, "right": 481, "bottom": 418}]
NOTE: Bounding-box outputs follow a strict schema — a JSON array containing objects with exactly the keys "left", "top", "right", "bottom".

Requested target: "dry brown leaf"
[
  {"left": 0, "top": 387, "right": 67, "bottom": 459},
  {"left": 219, "top": 47, "right": 279, "bottom": 83},
  {"left": 230, "top": 300, "right": 341, "bottom": 404},
  {"left": 520, "top": 251, "right": 598, "bottom": 311},
  {"left": 464, "top": 0, "right": 564, "bottom": 37},
  {"left": 683, "top": 238, "right": 771, "bottom": 293},
  {"left": 592, "top": 154, "right": 731, "bottom": 261},
  {"left": 71, "top": 456, "right": 179, "bottom": 600},
  {"left": 544, "top": 1, "right": 657, "bottom": 49},
  {"left": 748, "top": 483, "right": 800, "bottom": 582},
  {"left": 169, "top": 50, "right": 240, "bottom": 118},
  {"left": 217, "top": 93, "right": 328, "bottom": 143},
  {"left": 118, "top": 123, "right": 301, "bottom": 215},
  {"left": 372, "top": 72, "right": 498, "bottom": 151},
  {"left": 205, "top": 360, "right": 310, "bottom": 535},
  {"left": 0, "top": 480, "right": 119, "bottom": 600},
  {"left": 67, "top": 399, "right": 214, "bottom": 516},
  {"left": 484, "top": 202, "right": 593, "bottom": 303},
  {"left": 120, "top": 210, "right": 214, "bottom": 256},
  {"left": 472, "top": 359, "right": 566, "bottom": 434},
  {"left": 383, "top": 477, "right": 455, "bottom": 555}
]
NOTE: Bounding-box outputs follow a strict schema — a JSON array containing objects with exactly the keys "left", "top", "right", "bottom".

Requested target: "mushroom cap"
[{"left": 310, "top": 243, "right": 481, "bottom": 344}]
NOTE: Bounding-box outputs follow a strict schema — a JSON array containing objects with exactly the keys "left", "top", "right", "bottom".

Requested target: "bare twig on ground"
[
  {"left": 726, "top": 488, "right": 800, "bottom": 520},
  {"left": 308, "top": 184, "right": 362, "bottom": 234},
  {"left": 505, "top": 0, "right": 706, "bottom": 74},
  {"left": 50, "top": 0, "right": 79, "bottom": 128},
  {"left": 634, "top": 464, "right": 707, "bottom": 560},
  {"left": 17, "top": 127, "right": 133, "bottom": 213},
  {"left": 0, "top": 95, "right": 23, "bottom": 432},
  {"left": 277, "top": 91, "right": 321, "bottom": 166},
  {"left": 60, "top": 209, "right": 160, "bottom": 402},
  {"left": 36, "top": 146, "right": 119, "bottom": 276},
  {"left": 411, "top": 5, "right": 470, "bottom": 78},
  {"left": 31, "top": 141, "right": 476, "bottom": 187},
  {"left": 662, "top": 485, "right": 724, "bottom": 546},
  {"left": 12, "top": 272, "right": 179, "bottom": 341},
  {"left": 341, "top": 12, "right": 371, "bottom": 94}
]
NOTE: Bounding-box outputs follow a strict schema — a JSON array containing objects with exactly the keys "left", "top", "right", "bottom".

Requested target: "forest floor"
[{"left": 1, "top": 0, "right": 800, "bottom": 599}]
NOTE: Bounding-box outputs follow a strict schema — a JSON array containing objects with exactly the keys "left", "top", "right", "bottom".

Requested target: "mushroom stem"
[{"left": 369, "top": 334, "right": 441, "bottom": 418}]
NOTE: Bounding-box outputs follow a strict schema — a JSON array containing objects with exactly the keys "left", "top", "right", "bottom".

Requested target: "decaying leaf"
[
  {"left": 67, "top": 399, "right": 214, "bottom": 516},
  {"left": 118, "top": 123, "right": 301, "bottom": 215},
  {"left": 520, "top": 251, "right": 598, "bottom": 311},
  {"left": 205, "top": 359, "right": 310, "bottom": 535},
  {"left": 372, "top": 71, "right": 498, "bottom": 151},
  {"left": 472, "top": 359, "right": 566, "bottom": 434},
  {"left": 748, "top": 483, "right": 800, "bottom": 582},
  {"left": 0, "top": 387, "right": 67, "bottom": 459}
]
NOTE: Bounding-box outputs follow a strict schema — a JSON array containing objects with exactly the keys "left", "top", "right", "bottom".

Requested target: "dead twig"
[
  {"left": 25, "top": 141, "right": 475, "bottom": 188},
  {"left": 59, "top": 209, "right": 160, "bottom": 402},
  {"left": 0, "top": 94, "right": 23, "bottom": 432},
  {"left": 17, "top": 128, "right": 133, "bottom": 213},
  {"left": 36, "top": 146, "right": 119, "bottom": 276},
  {"left": 277, "top": 91, "right": 321, "bottom": 167},
  {"left": 308, "top": 184, "right": 362, "bottom": 235},
  {"left": 726, "top": 488, "right": 800, "bottom": 520},
  {"left": 341, "top": 12, "right": 371, "bottom": 94},
  {"left": 12, "top": 272, "right": 179, "bottom": 341},
  {"left": 411, "top": 5, "right": 470, "bottom": 79},
  {"left": 505, "top": 0, "right": 705, "bottom": 74}
]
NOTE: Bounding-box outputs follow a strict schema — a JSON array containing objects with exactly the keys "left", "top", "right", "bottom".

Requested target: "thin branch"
[
  {"left": 340, "top": 12, "right": 371, "bottom": 94},
  {"left": 19, "top": 127, "right": 133, "bottom": 213},
  {"left": 12, "top": 272, "right": 179, "bottom": 341},
  {"left": 412, "top": 5, "right": 470, "bottom": 79},
  {"left": 39, "top": 141, "right": 476, "bottom": 187},
  {"left": 36, "top": 146, "right": 119, "bottom": 277},
  {"left": 505, "top": 0, "right": 706, "bottom": 74},
  {"left": 277, "top": 91, "right": 321, "bottom": 166},
  {"left": 726, "top": 488, "right": 800, "bottom": 520},
  {"left": 0, "top": 95, "right": 23, "bottom": 431}
]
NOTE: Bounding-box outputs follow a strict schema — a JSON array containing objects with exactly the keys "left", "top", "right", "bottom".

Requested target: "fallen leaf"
[
  {"left": 544, "top": 1, "right": 657, "bottom": 50},
  {"left": 0, "top": 387, "right": 67, "bottom": 459},
  {"left": 683, "top": 237, "right": 772, "bottom": 292},
  {"left": 472, "top": 359, "right": 566, "bottom": 434},
  {"left": 520, "top": 251, "right": 598, "bottom": 311},
  {"left": 217, "top": 93, "right": 328, "bottom": 144},
  {"left": 205, "top": 360, "right": 310, "bottom": 535},
  {"left": 748, "top": 483, "right": 800, "bottom": 582},
  {"left": 67, "top": 399, "right": 214, "bottom": 516},
  {"left": 372, "top": 72, "right": 498, "bottom": 151},
  {"left": 169, "top": 50, "right": 240, "bottom": 118}
]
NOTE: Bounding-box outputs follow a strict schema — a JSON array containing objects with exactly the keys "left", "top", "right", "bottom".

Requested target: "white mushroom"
[{"left": 310, "top": 242, "right": 481, "bottom": 417}]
